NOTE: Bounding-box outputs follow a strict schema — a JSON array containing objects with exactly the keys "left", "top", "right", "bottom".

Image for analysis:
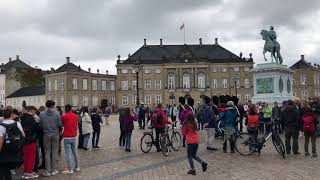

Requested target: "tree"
[{"left": 14, "top": 69, "right": 44, "bottom": 87}]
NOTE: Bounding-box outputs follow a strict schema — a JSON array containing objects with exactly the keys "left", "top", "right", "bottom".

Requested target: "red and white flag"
[{"left": 180, "top": 23, "right": 184, "bottom": 30}]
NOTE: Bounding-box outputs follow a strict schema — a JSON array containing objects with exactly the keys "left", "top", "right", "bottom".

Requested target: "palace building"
[{"left": 116, "top": 38, "right": 254, "bottom": 108}]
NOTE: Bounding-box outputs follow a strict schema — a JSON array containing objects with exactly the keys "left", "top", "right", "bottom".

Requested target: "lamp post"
[
  {"left": 233, "top": 76, "right": 238, "bottom": 98},
  {"left": 133, "top": 59, "right": 142, "bottom": 107}
]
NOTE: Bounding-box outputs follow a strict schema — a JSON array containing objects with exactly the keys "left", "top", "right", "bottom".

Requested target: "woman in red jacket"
[{"left": 182, "top": 114, "right": 207, "bottom": 175}]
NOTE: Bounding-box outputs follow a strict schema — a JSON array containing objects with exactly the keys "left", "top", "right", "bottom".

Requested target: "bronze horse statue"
[{"left": 260, "top": 29, "right": 283, "bottom": 64}]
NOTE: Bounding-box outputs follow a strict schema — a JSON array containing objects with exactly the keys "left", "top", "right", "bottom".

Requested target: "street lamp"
[
  {"left": 233, "top": 77, "right": 238, "bottom": 98},
  {"left": 133, "top": 59, "right": 142, "bottom": 107}
]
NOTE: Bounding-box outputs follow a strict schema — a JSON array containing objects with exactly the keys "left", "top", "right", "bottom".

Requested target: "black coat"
[
  {"left": 21, "top": 113, "right": 39, "bottom": 144},
  {"left": 281, "top": 105, "right": 300, "bottom": 130},
  {"left": 91, "top": 113, "right": 102, "bottom": 131}
]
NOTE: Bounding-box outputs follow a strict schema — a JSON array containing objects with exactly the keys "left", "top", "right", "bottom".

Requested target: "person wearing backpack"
[
  {"left": 221, "top": 101, "right": 239, "bottom": 153},
  {"left": 39, "top": 100, "right": 62, "bottom": 176},
  {"left": 21, "top": 106, "right": 40, "bottom": 179},
  {"left": 152, "top": 104, "right": 171, "bottom": 152},
  {"left": 0, "top": 108, "right": 25, "bottom": 180},
  {"left": 202, "top": 96, "right": 217, "bottom": 151},
  {"left": 302, "top": 107, "right": 318, "bottom": 157}
]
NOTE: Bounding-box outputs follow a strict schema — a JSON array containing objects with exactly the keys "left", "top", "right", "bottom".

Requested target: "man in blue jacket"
[{"left": 202, "top": 96, "right": 217, "bottom": 151}]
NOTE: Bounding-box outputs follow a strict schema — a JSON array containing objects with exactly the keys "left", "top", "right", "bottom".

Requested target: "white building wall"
[
  {"left": 6, "top": 95, "right": 46, "bottom": 111},
  {"left": 0, "top": 74, "right": 5, "bottom": 106}
]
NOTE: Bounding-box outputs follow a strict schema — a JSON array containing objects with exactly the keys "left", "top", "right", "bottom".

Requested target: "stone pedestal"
[{"left": 251, "top": 63, "right": 293, "bottom": 105}]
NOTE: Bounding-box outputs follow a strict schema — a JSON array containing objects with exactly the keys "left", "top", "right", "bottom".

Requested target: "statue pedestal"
[{"left": 251, "top": 63, "right": 293, "bottom": 105}]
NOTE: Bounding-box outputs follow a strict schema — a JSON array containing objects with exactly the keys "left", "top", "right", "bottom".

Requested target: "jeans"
[
  {"left": 304, "top": 132, "right": 316, "bottom": 154},
  {"left": 285, "top": 128, "right": 299, "bottom": 154},
  {"left": 187, "top": 144, "right": 203, "bottom": 170},
  {"left": 155, "top": 128, "right": 164, "bottom": 151},
  {"left": 138, "top": 116, "right": 145, "bottom": 129},
  {"left": 125, "top": 131, "right": 132, "bottom": 149},
  {"left": 64, "top": 138, "right": 80, "bottom": 171},
  {"left": 83, "top": 133, "right": 90, "bottom": 149},
  {"left": 43, "top": 134, "right": 59, "bottom": 172},
  {"left": 119, "top": 130, "right": 125, "bottom": 147},
  {"left": 92, "top": 128, "right": 101, "bottom": 147},
  {"left": 23, "top": 143, "right": 36, "bottom": 173},
  {"left": 205, "top": 128, "right": 215, "bottom": 148}
]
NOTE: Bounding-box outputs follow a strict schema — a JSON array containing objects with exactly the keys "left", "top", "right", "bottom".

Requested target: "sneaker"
[
  {"left": 24, "top": 173, "right": 38, "bottom": 179},
  {"left": 42, "top": 172, "right": 51, "bottom": 177},
  {"left": 62, "top": 170, "right": 74, "bottom": 174},
  {"left": 75, "top": 167, "right": 81, "bottom": 172},
  {"left": 51, "top": 170, "right": 59, "bottom": 176},
  {"left": 187, "top": 169, "right": 196, "bottom": 175},
  {"left": 305, "top": 152, "right": 310, "bottom": 157},
  {"left": 313, "top": 153, "right": 318, "bottom": 158},
  {"left": 201, "top": 162, "right": 208, "bottom": 172},
  {"left": 10, "top": 170, "right": 16, "bottom": 175}
]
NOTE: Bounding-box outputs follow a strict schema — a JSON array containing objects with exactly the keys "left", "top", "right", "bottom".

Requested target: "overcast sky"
[{"left": 1, "top": 0, "right": 320, "bottom": 74}]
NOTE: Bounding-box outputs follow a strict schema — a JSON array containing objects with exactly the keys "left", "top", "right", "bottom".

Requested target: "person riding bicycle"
[{"left": 151, "top": 104, "right": 172, "bottom": 152}]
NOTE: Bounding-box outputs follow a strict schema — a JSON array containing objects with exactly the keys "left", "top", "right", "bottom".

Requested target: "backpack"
[
  {"left": 151, "top": 110, "right": 163, "bottom": 126},
  {"left": 303, "top": 115, "right": 316, "bottom": 133},
  {"left": 0, "top": 122, "right": 24, "bottom": 168}
]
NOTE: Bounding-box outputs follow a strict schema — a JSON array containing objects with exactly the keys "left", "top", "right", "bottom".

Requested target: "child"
[
  {"left": 182, "top": 114, "right": 207, "bottom": 175},
  {"left": 302, "top": 107, "right": 318, "bottom": 157}
]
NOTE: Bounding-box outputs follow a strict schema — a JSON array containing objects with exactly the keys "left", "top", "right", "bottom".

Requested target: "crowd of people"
[{"left": 0, "top": 96, "right": 319, "bottom": 178}]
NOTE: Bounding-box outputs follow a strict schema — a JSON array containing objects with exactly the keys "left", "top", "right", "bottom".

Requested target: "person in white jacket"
[{"left": 80, "top": 107, "right": 93, "bottom": 150}]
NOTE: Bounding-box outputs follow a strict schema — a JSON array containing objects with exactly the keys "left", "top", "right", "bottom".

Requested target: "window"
[
  {"left": 244, "top": 67, "right": 250, "bottom": 72},
  {"left": 131, "top": 69, "right": 136, "bottom": 74},
  {"left": 222, "top": 68, "right": 227, "bottom": 72},
  {"left": 301, "top": 74, "right": 307, "bottom": 85},
  {"left": 245, "top": 94, "right": 251, "bottom": 102},
  {"left": 82, "top": 96, "right": 89, "bottom": 106},
  {"left": 168, "top": 74, "right": 175, "bottom": 90},
  {"left": 155, "top": 80, "right": 161, "bottom": 90},
  {"left": 198, "top": 73, "right": 205, "bottom": 89},
  {"left": 122, "top": 96, "right": 128, "bottom": 105},
  {"left": 92, "top": 96, "right": 98, "bottom": 106},
  {"left": 212, "top": 79, "right": 217, "bottom": 89},
  {"left": 132, "top": 95, "right": 137, "bottom": 105},
  {"left": 110, "top": 81, "right": 115, "bottom": 91},
  {"left": 111, "top": 97, "right": 115, "bottom": 105},
  {"left": 155, "top": 69, "right": 161, "bottom": 74},
  {"left": 60, "top": 79, "right": 64, "bottom": 91},
  {"left": 315, "top": 74, "right": 320, "bottom": 86},
  {"left": 211, "top": 67, "right": 217, "bottom": 72},
  {"left": 222, "top": 79, "right": 228, "bottom": 89},
  {"left": 72, "top": 78, "right": 78, "bottom": 90},
  {"left": 234, "top": 67, "right": 239, "bottom": 72},
  {"left": 132, "top": 80, "right": 137, "bottom": 90},
  {"left": 121, "top": 69, "right": 128, "bottom": 74},
  {"left": 60, "top": 96, "right": 64, "bottom": 106},
  {"left": 155, "top": 95, "right": 161, "bottom": 104},
  {"left": 72, "top": 95, "right": 78, "bottom": 106},
  {"left": 145, "top": 80, "right": 151, "bottom": 90},
  {"left": 121, "top": 81, "right": 128, "bottom": 90},
  {"left": 144, "top": 69, "right": 151, "bottom": 74},
  {"left": 54, "top": 79, "right": 58, "bottom": 91},
  {"left": 101, "top": 80, "right": 107, "bottom": 91},
  {"left": 145, "top": 96, "right": 151, "bottom": 105},
  {"left": 48, "top": 80, "right": 52, "bottom": 92},
  {"left": 82, "top": 79, "right": 88, "bottom": 90},
  {"left": 92, "top": 80, "right": 98, "bottom": 90},
  {"left": 301, "top": 90, "right": 308, "bottom": 100},
  {"left": 183, "top": 74, "right": 190, "bottom": 89},
  {"left": 244, "top": 78, "right": 250, "bottom": 88}
]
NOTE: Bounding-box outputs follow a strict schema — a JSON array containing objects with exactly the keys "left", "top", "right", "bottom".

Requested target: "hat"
[{"left": 227, "top": 101, "right": 234, "bottom": 107}]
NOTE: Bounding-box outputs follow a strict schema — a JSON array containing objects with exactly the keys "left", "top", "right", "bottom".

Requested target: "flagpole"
[{"left": 184, "top": 24, "right": 186, "bottom": 44}]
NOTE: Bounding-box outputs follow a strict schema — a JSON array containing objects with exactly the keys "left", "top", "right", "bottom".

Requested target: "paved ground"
[{"left": 15, "top": 115, "right": 320, "bottom": 180}]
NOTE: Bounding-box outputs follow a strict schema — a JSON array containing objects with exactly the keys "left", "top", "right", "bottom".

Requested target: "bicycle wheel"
[
  {"left": 140, "top": 133, "right": 153, "bottom": 153},
  {"left": 160, "top": 135, "right": 169, "bottom": 156},
  {"left": 171, "top": 132, "right": 181, "bottom": 151},
  {"left": 272, "top": 134, "right": 285, "bottom": 158},
  {"left": 234, "top": 133, "right": 256, "bottom": 156}
]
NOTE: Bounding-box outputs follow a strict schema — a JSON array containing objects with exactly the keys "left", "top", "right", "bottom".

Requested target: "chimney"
[
  {"left": 106, "top": 70, "right": 108, "bottom": 75},
  {"left": 9, "top": 57, "right": 12, "bottom": 62},
  {"left": 301, "top": 54, "right": 304, "bottom": 60},
  {"left": 239, "top": 52, "right": 243, "bottom": 58},
  {"left": 88, "top": 68, "right": 91, "bottom": 73},
  {"left": 199, "top": 38, "right": 202, "bottom": 46},
  {"left": 66, "top": 57, "right": 70, "bottom": 64},
  {"left": 314, "top": 63, "right": 317, "bottom": 67},
  {"left": 160, "top": 38, "right": 163, "bottom": 47},
  {"left": 78, "top": 65, "right": 81, "bottom": 72},
  {"left": 144, "top": 38, "right": 147, "bottom": 47},
  {"left": 97, "top": 69, "right": 99, "bottom": 74},
  {"left": 128, "top": 53, "right": 131, "bottom": 58},
  {"left": 117, "top": 55, "right": 121, "bottom": 61},
  {"left": 249, "top": 53, "right": 252, "bottom": 59},
  {"left": 50, "top": 67, "right": 54, "bottom": 72},
  {"left": 16, "top": 55, "right": 19, "bottom": 60},
  {"left": 215, "top": 38, "right": 218, "bottom": 45}
]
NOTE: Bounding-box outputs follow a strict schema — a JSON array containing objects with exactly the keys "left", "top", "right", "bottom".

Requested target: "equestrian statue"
[{"left": 260, "top": 26, "right": 283, "bottom": 64}]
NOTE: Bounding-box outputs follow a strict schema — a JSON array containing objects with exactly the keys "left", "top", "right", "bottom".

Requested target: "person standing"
[
  {"left": 195, "top": 103, "right": 204, "bottom": 130},
  {"left": 182, "top": 114, "right": 207, "bottom": 175},
  {"left": 61, "top": 104, "right": 80, "bottom": 174},
  {"left": 37, "top": 106, "right": 46, "bottom": 170},
  {"left": 138, "top": 104, "right": 146, "bottom": 129},
  {"left": 281, "top": 100, "right": 300, "bottom": 155},
  {"left": 202, "top": 97, "right": 217, "bottom": 151},
  {"left": 221, "top": 101, "right": 239, "bottom": 153},
  {"left": 262, "top": 102, "right": 272, "bottom": 133},
  {"left": 21, "top": 106, "right": 39, "bottom": 179},
  {"left": 272, "top": 102, "right": 282, "bottom": 134},
  {"left": 170, "top": 104, "right": 179, "bottom": 128},
  {"left": 81, "top": 107, "right": 93, "bottom": 150},
  {"left": 39, "top": 100, "right": 62, "bottom": 176},
  {"left": 123, "top": 108, "right": 138, "bottom": 152},
  {"left": 118, "top": 108, "right": 126, "bottom": 148},
  {"left": 302, "top": 107, "right": 318, "bottom": 157},
  {"left": 247, "top": 105, "right": 259, "bottom": 141},
  {"left": 91, "top": 107, "right": 102, "bottom": 149}
]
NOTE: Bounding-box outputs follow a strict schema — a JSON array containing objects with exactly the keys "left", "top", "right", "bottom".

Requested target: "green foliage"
[{"left": 14, "top": 69, "right": 44, "bottom": 87}]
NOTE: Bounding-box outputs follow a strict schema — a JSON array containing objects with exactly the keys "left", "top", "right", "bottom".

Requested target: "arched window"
[
  {"left": 183, "top": 74, "right": 190, "bottom": 89},
  {"left": 198, "top": 73, "right": 205, "bottom": 89},
  {"left": 168, "top": 74, "right": 175, "bottom": 90}
]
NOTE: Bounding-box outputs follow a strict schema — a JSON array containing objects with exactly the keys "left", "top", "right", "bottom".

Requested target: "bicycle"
[{"left": 234, "top": 121, "right": 285, "bottom": 158}]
